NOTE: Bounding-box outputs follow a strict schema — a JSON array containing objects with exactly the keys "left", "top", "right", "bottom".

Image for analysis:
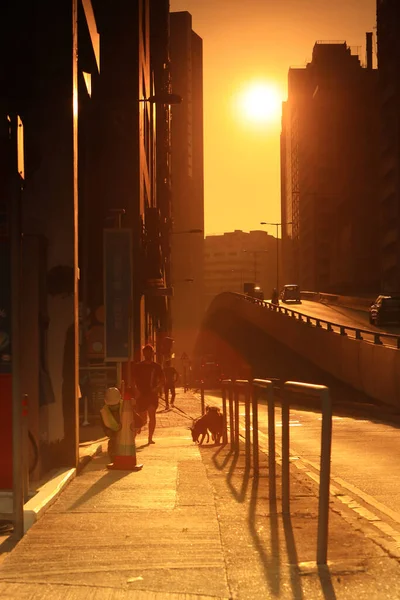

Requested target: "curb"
[
  {"left": 24, "top": 441, "right": 103, "bottom": 533},
  {"left": 23, "top": 467, "right": 76, "bottom": 533}
]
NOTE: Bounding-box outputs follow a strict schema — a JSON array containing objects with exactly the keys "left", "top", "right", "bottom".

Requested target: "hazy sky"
[{"left": 170, "top": 0, "right": 376, "bottom": 237}]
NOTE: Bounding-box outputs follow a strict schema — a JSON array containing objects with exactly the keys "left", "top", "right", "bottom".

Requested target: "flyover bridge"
[{"left": 194, "top": 292, "right": 400, "bottom": 409}]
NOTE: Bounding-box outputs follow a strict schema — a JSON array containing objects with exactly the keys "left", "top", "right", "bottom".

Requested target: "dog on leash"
[
  {"left": 189, "top": 405, "right": 224, "bottom": 445},
  {"left": 189, "top": 413, "right": 210, "bottom": 444},
  {"left": 205, "top": 406, "right": 224, "bottom": 445}
]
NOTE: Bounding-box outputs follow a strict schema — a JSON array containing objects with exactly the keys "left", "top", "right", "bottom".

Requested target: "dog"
[
  {"left": 189, "top": 406, "right": 224, "bottom": 445},
  {"left": 190, "top": 414, "right": 210, "bottom": 444},
  {"left": 205, "top": 406, "right": 224, "bottom": 445}
]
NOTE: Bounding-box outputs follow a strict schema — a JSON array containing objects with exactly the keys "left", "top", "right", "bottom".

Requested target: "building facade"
[
  {"left": 169, "top": 11, "right": 205, "bottom": 363},
  {"left": 204, "top": 230, "right": 279, "bottom": 307},
  {"left": 281, "top": 41, "right": 380, "bottom": 294},
  {"left": 377, "top": 0, "right": 400, "bottom": 292},
  {"left": 0, "top": 0, "right": 171, "bottom": 487}
]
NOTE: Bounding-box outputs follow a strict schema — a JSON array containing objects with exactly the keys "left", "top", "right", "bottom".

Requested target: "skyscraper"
[
  {"left": 281, "top": 41, "right": 379, "bottom": 294},
  {"left": 169, "top": 11, "right": 204, "bottom": 364},
  {"left": 377, "top": 0, "right": 400, "bottom": 292}
]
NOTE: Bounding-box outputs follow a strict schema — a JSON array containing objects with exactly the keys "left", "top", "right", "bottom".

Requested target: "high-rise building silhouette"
[
  {"left": 0, "top": 0, "right": 172, "bottom": 485},
  {"left": 377, "top": 0, "right": 400, "bottom": 292},
  {"left": 169, "top": 11, "right": 204, "bottom": 365},
  {"left": 281, "top": 41, "right": 379, "bottom": 294}
]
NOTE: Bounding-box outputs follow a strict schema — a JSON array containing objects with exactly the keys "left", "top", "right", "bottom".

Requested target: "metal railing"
[
  {"left": 283, "top": 381, "right": 332, "bottom": 565},
  {"left": 202, "top": 377, "right": 333, "bottom": 565},
  {"left": 239, "top": 293, "right": 400, "bottom": 349}
]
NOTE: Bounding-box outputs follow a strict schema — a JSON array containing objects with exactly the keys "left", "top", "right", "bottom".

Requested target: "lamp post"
[{"left": 260, "top": 221, "right": 293, "bottom": 292}]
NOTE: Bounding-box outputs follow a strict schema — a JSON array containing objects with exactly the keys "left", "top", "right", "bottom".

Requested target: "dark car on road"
[
  {"left": 280, "top": 284, "right": 301, "bottom": 303},
  {"left": 369, "top": 295, "right": 400, "bottom": 326}
]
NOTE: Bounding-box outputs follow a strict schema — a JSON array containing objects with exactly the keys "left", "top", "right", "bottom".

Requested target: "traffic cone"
[{"left": 107, "top": 396, "right": 143, "bottom": 471}]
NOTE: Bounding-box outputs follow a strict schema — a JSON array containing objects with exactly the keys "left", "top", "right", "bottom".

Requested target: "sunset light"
[{"left": 235, "top": 82, "right": 282, "bottom": 125}]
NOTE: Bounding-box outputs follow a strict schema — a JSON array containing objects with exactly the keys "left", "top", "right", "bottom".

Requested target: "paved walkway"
[{"left": 0, "top": 390, "right": 399, "bottom": 598}]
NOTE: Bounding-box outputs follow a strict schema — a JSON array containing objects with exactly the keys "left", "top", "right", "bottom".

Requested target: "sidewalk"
[{"left": 0, "top": 390, "right": 398, "bottom": 599}]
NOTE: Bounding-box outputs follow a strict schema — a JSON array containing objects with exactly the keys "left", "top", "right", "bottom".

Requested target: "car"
[
  {"left": 280, "top": 284, "right": 301, "bottom": 303},
  {"left": 198, "top": 355, "right": 223, "bottom": 388},
  {"left": 369, "top": 295, "right": 400, "bottom": 326}
]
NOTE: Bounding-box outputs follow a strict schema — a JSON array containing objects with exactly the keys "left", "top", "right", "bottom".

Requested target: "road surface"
[{"left": 206, "top": 390, "right": 400, "bottom": 539}]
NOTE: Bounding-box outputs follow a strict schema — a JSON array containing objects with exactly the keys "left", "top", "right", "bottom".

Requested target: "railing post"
[
  {"left": 340, "top": 326, "right": 347, "bottom": 336},
  {"left": 317, "top": 387, "right": 332, "bottom": 565},
  {"left": 374, "top": 333, "right": 383, "bottom": 345},
  {"left": 228, "top": 382, "right": 234, "bottom": 450},
  {"left": 234, "top": 384, "right": 240, "bottom": 454},
  {"left": 281, "top": 387, "right": 290, "bottom": 514},
  {"left": 251, "top": 382, "right": 259, "bottom": 477},
  {"left": 267, "top": 382, "right": 276, "bottom": 504},
  {"left": 200, "top": 380, "right": 205, "bottom": 415},
  {"left": 221, "top": 383, "right": 228, "bottom": 445},
  {"left": 244, "top": 382, "right": 251, "bottom": 471},
  {"left": 284, "top": 381, "right": 332, "bottom": 564}
]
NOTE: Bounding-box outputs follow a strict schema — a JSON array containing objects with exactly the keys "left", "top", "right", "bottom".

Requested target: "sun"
[{"left": 234, "top": 81, "right": 282, "bottom": 125}]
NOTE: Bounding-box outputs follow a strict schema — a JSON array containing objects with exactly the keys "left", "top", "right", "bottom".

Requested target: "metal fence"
[
  {"left": 201, "top": 378, "right": 333, "bottom": 565},
  {"left": 239, "top": 292, "right": 400, "bottom": 349}
]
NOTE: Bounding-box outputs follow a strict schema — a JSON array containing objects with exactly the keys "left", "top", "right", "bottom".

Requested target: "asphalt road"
[
  {"left": 205, "top": 389, "right": 400, "bottom": 538},
  {"left": 261, "top": 402, "right": 400, "bottom": 515}
]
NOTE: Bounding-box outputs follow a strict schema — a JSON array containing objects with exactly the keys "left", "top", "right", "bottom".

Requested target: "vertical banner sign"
[
  {"left": 0, "top": 221, "right": 11, "bottom": 374},
  {"left": 103, "top": 229, "right": 132, "bottom": 361}
]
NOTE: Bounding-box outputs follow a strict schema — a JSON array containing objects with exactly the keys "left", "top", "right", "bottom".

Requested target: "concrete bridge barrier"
[{"left": 201, "top": 293, "right": 400, "bottom": 409}]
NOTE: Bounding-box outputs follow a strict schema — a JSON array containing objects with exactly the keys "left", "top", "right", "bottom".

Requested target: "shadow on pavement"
[
  {"left": 69, "top": 469, "right": 131, "bottom": 511},
  {"left": 283, "top": 513, "right": 304, "bottom": 600},
  {"left": 318, "top": 565, "right": 338, "bottom": 600},
  {"left": 248, "top": 476, "right": 281, "bottom": 597}
]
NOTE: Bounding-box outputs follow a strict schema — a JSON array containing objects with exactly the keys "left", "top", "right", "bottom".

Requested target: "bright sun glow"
[{"left": 234, "top": 82, "right": 282, "bottom": 126}]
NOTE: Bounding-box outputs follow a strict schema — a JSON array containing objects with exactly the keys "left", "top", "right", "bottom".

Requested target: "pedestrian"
[
  {"left": 163, "top": 360, "right": 179, "bottom": 408},
  {"left": 131, "top": 344, "right": 164, "bottom": 445}
]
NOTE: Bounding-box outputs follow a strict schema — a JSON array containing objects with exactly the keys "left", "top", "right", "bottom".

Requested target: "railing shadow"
[
  {"left": 248, "top": 475, "right": 281, "bottom": 597},
  {"left": 318, "top": 565, "right": 338, "bottom": 600},
  {"left": 282, "top": 513, "right": 304, "bottom": 600}
]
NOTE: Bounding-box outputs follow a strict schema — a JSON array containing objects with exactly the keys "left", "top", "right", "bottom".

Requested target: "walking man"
[
  {"left": 132, "top": 344, "right": 164, "bottom": 445},
  {"left": 163, "top": 360, "right": 179, "bottom": 409}
]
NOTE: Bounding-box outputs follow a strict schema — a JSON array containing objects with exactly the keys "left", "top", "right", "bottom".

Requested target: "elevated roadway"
[{"left": 196, "top": 292, "right": 400, "bottom": 410}]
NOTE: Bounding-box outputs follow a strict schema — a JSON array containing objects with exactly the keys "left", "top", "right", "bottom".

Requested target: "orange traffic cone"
[{"left": 107, "top": 396, "right": 143, "bottom": 471}]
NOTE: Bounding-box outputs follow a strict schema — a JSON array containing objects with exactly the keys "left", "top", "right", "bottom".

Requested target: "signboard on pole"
[{"left": 103, "top": 229, "right": 132, "bottom": 361}]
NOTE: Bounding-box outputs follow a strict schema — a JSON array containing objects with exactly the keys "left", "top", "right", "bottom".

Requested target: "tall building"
[
  {"left": 281, "top": 40, "right": 380, "bottom": 294},
  {"left": 204, "top": 230, "right": 279, "bottom": 307},
  {"left": 377, "top": 0, "right": 400, "bottom": 292},
  {"left": 170, "top": 11, "right": 204, "bottom": 363},
  {"left": 0, "top": 0, "right": 171, "bottom": 486}
]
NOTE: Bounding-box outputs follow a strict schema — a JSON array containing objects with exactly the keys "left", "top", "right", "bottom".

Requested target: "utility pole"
[{"left": 260, "top": 221, "right": 293, "bottom": 292}]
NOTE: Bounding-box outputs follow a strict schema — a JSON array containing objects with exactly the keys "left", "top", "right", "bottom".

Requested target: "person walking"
[
  {"left": 163, "top": 360, "right": 179, "bottom": 408},
  {"left": 131, "top": 344, "right": 164, "bottom": 445}
]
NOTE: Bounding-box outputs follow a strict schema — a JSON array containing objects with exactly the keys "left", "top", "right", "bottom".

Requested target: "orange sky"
[{"left": 170, "top": 0, "right": 376, "bottom": 238}]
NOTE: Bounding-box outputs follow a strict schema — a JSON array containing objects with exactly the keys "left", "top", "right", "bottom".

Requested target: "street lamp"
[{"left": 260, "top": 221, "right": 293, "bottom": 292}]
